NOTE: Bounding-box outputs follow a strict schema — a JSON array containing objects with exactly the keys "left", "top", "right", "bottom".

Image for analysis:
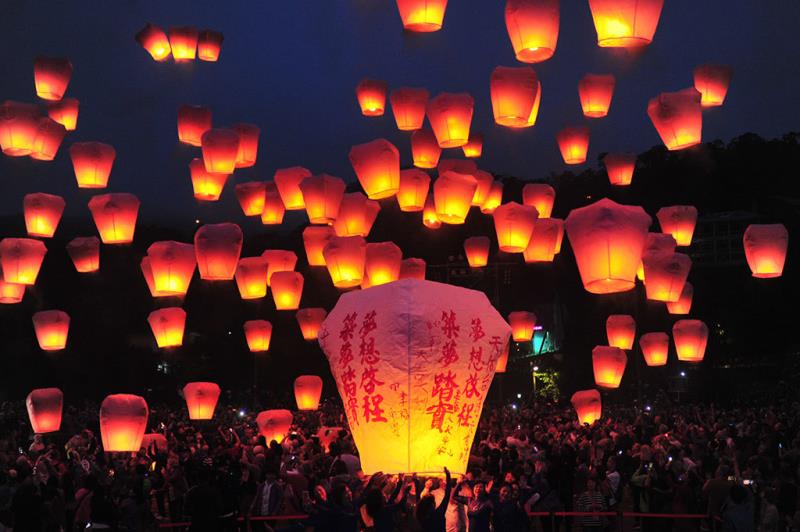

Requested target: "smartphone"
[{"left": 743, "top": 479, "right": 753, "bottom": 486}]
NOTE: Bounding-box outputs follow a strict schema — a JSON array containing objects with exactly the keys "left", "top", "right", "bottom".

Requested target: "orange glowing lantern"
[
  {"left": 140, "top": 257, "right": 157, "bottom": 297},
  {"left": 0, "top": 101, "right": 39, "bottom": 156},
  {"left": 0, "top": 238, "right": 47, "bottom": 285},
  {"left": 400, "top": 258, "right": 426, "bottom": 280},
  {"left": 556, "top": 126, "right": 590, "bottom": 164},
  {"left": 588, "top": 0, "right": 663, "bottom": 47},
  {"left": 643, "top": 252, "right": 691, "bottom": 302},
  {"left": 639, "top": 332, "right": 668, "bottom": 367},
  {"left": 261, "top": 182, "right": 286, "bottom": 225},
  {"left": 464, "top": 236, "right": 490, "bottom": 268},
  {"left": 349, "top": 139, "right": 400, "bottom": 200},
  {"left": 262, "top": 250, "right": 297, "bottom": 286},
  {"left": 274, "top": 167, "right": 311, "bottom": 210},
  {"left": 667, "top": 281, "right": 693, "bottom": 315},
  {"left": 493, "top": 202, "right": 538, "bottom": 252},
  {"left": 672, "top": 319, "right": 708, "bottom": 363},
  {"left": 522, "top": 183, "right": 555, "bottom": 218},
  {"left": 390, "top": 87, "right": 429, "bottom": 130},
  {"left": 462, "top": 133, "right": 483, "bottom": 158},
  {"left": 592, "top": 346, "right": 627, "bottom": 388},
  {"left": 504, "top": 0, "right": 560, "bottom": 63},
  {"left": 365, "top": 242, "right": 402, "bottom": 287},
  {"left": 235, "top": 181, "right": 266, "bottom": 216},
  {"left": 256, "top": 410, "right": 293, "bottom": 444},
  {"left": 396, "top": 169, "right": 430, "bottom": 212},
  {"left": 422, "top": 194, "right": 441, "bottom": 229},
  {"left": 603, "top": 153, "right": 636, "bottom": 186},
  {"left": 70, "top": 142, "right": 116, "bottom": 189},
  {"left": 46, "top": 97, "right": 79, "bottom": 131},
  {"left": 300, "top": 174, "right": 346, "bottom": 224},
  {"left": 201, "top": 128, "right": 239, "bottom": 174},
  {"left": 140, "top": 433, "right": 168, "bottom": 453},
  {"left": 100, "top": 394, "right": 149, "bottom": 452},
  {"left": 322, "top": 236, "right": 366, "bottom": 288},
  {"left": 194, "top": 223, "right": 243, "bottom": 280},
  {"left": 508, "top": 311, "right": 537, "bottom": 341},
  {"left": 427, "top": 92, "right": 474, "bottom": 148},
  {"left": 606, "top": 314, "right": 635, "bottom": 350},
  {"left": 495, "top": 342, "right": 511, "bottom": 373},
  {"left": 135, "top": 23, "right": 171, "bottom": 61},
  {"left": 637, "top": 232, "right": 677, "bottom": 281},
  {"left": 743, "top": 224, "right": 788, "bottom": 278},
  {"left": 657, "top": 205, "right": 698, "bottom": 246},
  {"left": 303, "top": 226, "right": 335, "bottom": 266},
  {"left": 296, "top": 308, "right": 327, "bottom": 341},
  {"left": 30, "top": 118, "right": 66, "bottom": 161},
  {"left": 23, "top": 193, "right": 65, "bottom": 238},
  {"left": 294, "top": 375, "right": 323, "bottom": 410},
  {"left": 647, "top": 88, "right": 703, "bottom": 151},
  {"left": 147, "top": 241, "right": 196, "bottom": 296},
  {"left": 333, "top": 193, "right": 380, "bottom": 238},
  {"left": 434, "top": 171, "right": 478, "bottom": 224},
  {"left": 0, "top": 280, "right": 25, "bottom": 304},
  {"left": 244, "top": 320, "right": 272, "bottom": 352},
  {"left": 693, "top": 64, "right": 733, "bottom": 108},
  {"left": 33, "top": 57, "right": 72, "bottom": 101},
  {"left": 356, "top": 79, "right": 387, "bottom": 117},
  {"left": 168, "top": 26, "right": 198, "bottom": 61},
  {"left": 88, "top": 193, "right": 140, "bottom": 244},
  {"left": 198, "top": 30, "right": 224, "bottom": 62},
  {"left": 235, "top": 257, "right": 269, "bottom": 299},
  {"left": 148, "top": 307, "right": 186, "bottom": 348},
  {"left": 177, "top": 105, "right": 212, "bottom": 147},
  {"left": 26, "top": 388, "right": 63, "bottom": 433},
  {"left": 233, "top": 123, "right": 260, "bottom": 168},
  {"left": 271, "top": 271, "right": 303, "bottom": 310},
  {"left": 189, "top": 158, "right": 227, "bottom": 202},
  {"left": 472, "top": 170, "right": 494, "bottom": 207},
  {"left": 395, "top": 0, "right": 448, "bottom": 32},
  {"left": 411, "top": 129, "right": 442, "bottom": 169},
  {"left": 438, "top": 159, "right": 477, "bottom": 177},
  {"left": 182, "top": 382, "right": 221, "bottom": 420},
  {"left": 553, "top": 218, "right": 565, "bottom": 254},
  {"left": 571, "top": 389, "right": 602, "bottom": 425},
  {"left": 32, "top": 310, "right": 69, "bottom": 351},
  {"left": 565, "top": 198, "right": 651, "bottom": 294},
  {"left": 66, "top": 236, "right": 100, "bottom": 273},
  {"left": 523, "top": 218, "right": 562, "bottom": 263},
  {"left": 578, "top": 74, "right": 615, "bottom": 118},
  {"left": 481, "top": 181, "right": 504, "bottom": 214},
  {"left": 490, "top": 66, "right": 542, "bottom": 127}
]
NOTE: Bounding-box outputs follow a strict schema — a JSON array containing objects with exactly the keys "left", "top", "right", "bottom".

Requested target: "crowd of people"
[{"left": 0, "top": 393, "right": 795, "bottom": 532}]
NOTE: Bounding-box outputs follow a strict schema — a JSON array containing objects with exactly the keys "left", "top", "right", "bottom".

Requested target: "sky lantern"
[
  {"left": 168, "top": 26, "right": 198, "bottom": 61},
  {"left": 0, "top": 280, "right": 25, "bottom": 304},
  {"left": 274, "top": 167, "right": 311, "bottom": 210},
  {"left": 606, "top": 314, "right": 635, "bottom": 350},
  {"left": 198, "top": 30, "right": 224, "bottom": 62},
  {"left": 480, "top": 181, "right": 504, "bottom": 214},
  {"left": 592, "top": 346, "right": 627, "bottom": 388},
  {"left": 462, "top": 133, "right": 483, "bottom": 158},
  {"left": 438, "top": 158, "right": 477, "bottom": 177},
  {"left": 233, "top": 123, "right": 260, "bottom": 168},
  {"left": 256, "top": 410, "right": 293, "bottom": 444},
  {"left": 434, "top": 171, "right": 478, "bottom": 224},
  {"left": 189, "top": 158, "right": 227, "bottom": 202},
  {"left": 271, "top": 271, "right": 304, "bottom": 310},
  {"left": 299, "top": 174, "right": 346, "bottom": 224},
  {"left": 578, "top": 74, "right": 616, "bottom": 119},
  {"left": 194, "top": 223, "right": 243, "bottom": 280},
  {"left": 24, "top": 193, "right": 65, "bottom": 238},
  {"left": 261, "top": 249, "right": 297, "bottom": 286},
  {"left": 493, "top": 202, "right": 538, "bottom": 252},
  {"left": 349, "top": 139, "right": 400, "bottom": 200},
  {"left": 522, "top": 183, "right": 555, "bottom": 218},
  {"left": 471, "top": 170, "right": 494, "bottom": 207},
  {"left": 390, "top": 87, "right": 429, "bottom": 130},
  {"left": 201, "top": 128, "right": 239, "bottom": 174},
  {"left": 135, "top": 23, "right": 171, "bottom": 61},
  {"left": 235, "top": 181, "right": 266, "bottom": 216},
  {"left": 603, "top": 153, "right": 636, "bottom": 186},
  {"left": 99, "top": 394, "right": 149, "bottom": 452},
  {"left": 693, "top": 64, "right": 733, "bottom": 107},
  {"left": 422, "top": 194, "right": 442, "bottom": 229},
  {"left": 296, "top": 308, "right": 327, "bottom": 341},
  {"left": 556, "top": 126, "right": 590, "bottom": 164},
  {"left": 319, "top": 279, "right": 510, "bottom": 474},
  {"left": 523, "top": 218, "right": 562, "bottom": 263},
  {"left": 365, "top": 242, "right": 402, "bottom": 287},
  {"left": 148, "top": 307, "right": 186, "bottom": 349},
  {"left": 69, "top": 142, "right": 116, "bottom": 189},
  {"left": 32, "top": 310, "right": 69, "bottom": 351},
  {"left": 508, "top": 311, "right": 537, "bottom": 341},
  {"left": 643, "top": 252, "right": 691, "bottom": 302},
  {"left": 464, "top": 236, "right": 490, "bottom": 268},
  {"left": 565, "top": 198, "right": 651, "bottom": 294},
  {"left": 571, "top": 389, "right": 602, "bottom": 425},
  {"left": 235, "top": 257, "right": 269, "bottom": 299},
  {"left": 182, "top": 382, "right": 221, "bottom": 420},
  {"left": 490, "top": 66, "right": 542, "bottom": 128},
  {"left": 33, "top": 57, "right": 72, "bottom": 101},
  {"left": 743, "top": 224, "right": 788, "bottom": 278},
  {"left": 356, "top": 79, "right": 387, "bottom": 116},
  {"left": 399, "top": 258, "right": 426, "bottom": 280},
  {"left": 0, "top": 101, "right": 39, "bottom": 156},
  {"left": 637, "top": 232, "right": 677, "bottom": 281},
  {"left": 395, "top": 0, "right": 448, "bottom": 32},
  {"left": 426, "top": 92, "right": 474, "bottom": 148},
  {"left": 261, "top": 182, "right": 286, "bottom": 225},
  {"left": 667, "top": 281, "right": 693, "bottom": 315},
  {"left": 673, "top": 319, "right": 708, "bottom": 363},
  {"left": 303, "top": 226, "right": 335, "bottom": 266},
  {"left": 30, "top": 118, "right": 66, "bottom": 161},
  {"left": 26, "top": 388, "right": 63, "bottom": 433},
  {"left": 333, "top": 193, "right": 380, "bottom": 237},
  {"left": 647, "top": 88, "right": 703, "bottom": 151},
  {"left": 504, "top": 0, "right": 560, "bottom": 63},
  {"left": 411, "top": 128, "right": 442, "bottom": 169},
  {"left": 140, "top": 257, "right": 158, "bottom": 297},
  {"left": 657, "top": 205, "right": 698, "bottom": 246},
  {"left": 553, "top": 218, "right": 565, "bottom": 254},
  {"left": 639, "top": 332, "right": 669, "bottom": 366},
  {"left": 46, "top": 97, "right": 79, "bottom": 131},
  {"left": 494, "top": 342, "right": 511, "bottom": 373},
  {"left": 66, "top": 236, "right": 100, "bottom": 273},
  {"left": 88, "top": 193, "right": 140, "bottom": 244},
  {"left": 396, "top": 169, "right": 430, "bottom": 212},
  {"left": 244, "top": 320, "right": 272, "bottom": 352},
  {"left": 140, "top": 433, "right": 168, "bottom": 453},
  {"left": 588, "top": 0, "right": 664, "bottom": 47},
  {"left": 147, "top": 241, "right": 196, "bottom": 297},
  {"left": 0, "top": 238, "right": 47, "bottom": 285},
  {"left": 323, "top": 236, "right": 366, "bottom": 288},
  {"left": 177, "top": 105, "right": 212, "bottom": 147},
  {"left": 294, "top": 375, "right": 324, "bottom": 410}
]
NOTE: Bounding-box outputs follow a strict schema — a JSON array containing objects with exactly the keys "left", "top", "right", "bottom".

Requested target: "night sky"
[{"left": 1, "top": 1, "right": 799, "bottom": 233}]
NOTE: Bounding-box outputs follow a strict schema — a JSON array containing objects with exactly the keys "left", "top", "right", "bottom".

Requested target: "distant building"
[{"left": 689, "top": 211, "right": 757, "bottom": 267}]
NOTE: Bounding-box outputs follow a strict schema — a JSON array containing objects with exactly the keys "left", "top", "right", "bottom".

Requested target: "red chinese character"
[
  {"left": 470, "top": 318, "right": 485, "bottom": 342},
  {"left": 441, "top": 310, "right": 460, "bottom": 339},
  {"left": 432, "top": 371, "right": 459, "bottom": 402},
  {"left": 438, "top": 339, "right": 458, "bottom": 366},
  {"left": 458, "top": 403, "right": 475, "bottom": 426},
  {"left": 359, "top": 336, "right": 381, "bottom": 366},
  {"left": 426, "top": 401, "right": 456, "bottom": 432},
  {"left": 363, "top": 395, "right": 387, "bottom": 422},
  {"left": 340, "top": 312, "right": 358, "bottom": 341},
  {"left": 359, "top": 310, "right": 378, "bottom": 339},
  {"left": 339, "top": 342, "right": 354, "bottom": 367},
  {"left": 360, "top": 366, "right": 385, "bottom": 394},
  {"left": 469, "top": 346, "right": 484, "bottom": 372},
  {"left": 341, "top": 367, "right": 357, "bottom": 397},
  {"left": 488, "top": 335, "right": 505, "bottom": 364},
  {"left": 464, "top": 373, "right": 481, "bottom": 399}
]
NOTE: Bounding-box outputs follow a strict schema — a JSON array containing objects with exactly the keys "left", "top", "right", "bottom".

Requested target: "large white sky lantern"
[{"left": 318, "top": 279, "right": 510, "bottom": 475}]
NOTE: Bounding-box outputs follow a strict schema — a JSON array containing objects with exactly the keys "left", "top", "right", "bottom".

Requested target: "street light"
[{"left": 532, "top": 365, "right": 539, "bottom": 400}]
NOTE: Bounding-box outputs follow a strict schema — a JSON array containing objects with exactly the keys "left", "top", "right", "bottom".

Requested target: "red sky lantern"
[
  {"left": 643, "top": 252, "right": 691, "bottom": 302},
  {"left": 606, "top": 314, "right": 635, "bottom": 350},
  {"left": 508, "top": 310, "right": 537, "bottom": 341},
  {"left": 522, "top": 183, "right": 555, "bottom": 218},
  {"left": 639, "top": 332, "right": 669, "bottom": 366},
  {"left": 490, "top": 66, "right": 542, "bottom": 128},
  {"left": 0, "top": 238, "right": 47, "bottom": 285},
  {"left": 177, "top": 105, "right": 212, "bottom": 147},
  {"left": 395, "top": 0, "right": 448, "bottom": 32},
  {"left": 88, "top": 193, "right": 140, "bottom": 244},
  {"left": 396, "top": 169, "right": 430, "bottom": 212},
  {"left": 422, "top": 194, "right": 442, "bottom": 229},
  {"left": 438, "top": 158, "right": 477, "bottom": 177},
  {"left": 30, "top": 117, "right": 66, "bottom": 161},
  {"left": 588, "top": 0, "right": 664, "bottom": 47},
  {"left": 233, "top": 123, "right": 260, "bottom": 168},
  {"left": 244, "top": 320, "right": 272, "bottom": 352},
  {"left": 183, "top": 382, "right": 221, "bottom": 420},
  {"left": 189, "top": 158, "right": 227, "bottom": 202},
  {"left": 673, "top": 319, "right": 708, "bottom": 363},
  {"left": 565, "top": 198, "right": 651, "bottom": 294},
  {"left": 194, "top": 223, "right": 243, "bottom": 280},
  {"left": 694, "top": 64, "right": 733, "bottom": 108},
  {"left": 198, "top": 30, "right": 224, "bottom": 62},
  {"left": 135, "top": 23, "right": 171, "bottom": 61},
  {"left": 427, "top": 92, "right": 474, "bottom": 148},
  {"left": 300, "top": 174, "right": 346, "bottom": 224},
  {"left": 32, "top": 310, "right": 69, "bottom": 351},
  {"left": 24, "top": 193, "right": 65, "bottom": 238},
  {"left": 333, "top": 193, "right": 380, "bottom": 238},
  {"left": 296, "top": 308, "right": 327, "bottom": 341},
  {"left": 294, "top": 375, "right": 324, "bottom": 410},
  {"left": 323, "top": 236, "right": 366, "bottom": 288},
  {"left": 168, "top": 26, "right": 198, "bottom": 61},
  {"left": 201, "top": 128, "right": 239, "bottom": 174},
  {"left": 462, "top": 133, "right": 483, "bottom": 158},
  {"left": 148, "top": 307, "right": 186, "bottom": 348},
  {"left": 637, "top": 232, "right": 677, "bottom": 281},
  {"left": 0, "top": 280, "right": 25, "bottom": 304},
  {"left": 140, "top": 257, "right": 157, "bottom": 297},
  {"left": 571, "top": 389, "right": 602, "bottom": 425},
  {"left": 657, "top": 205, "right": 698, "bottom": 246},
  {"left": 261, "top": 182, "right": 286, "bottom": 225},
  {"left": 553, "top": 218, "right": 565, "bottom": 254},
  {"left": 70, "top": 142, "right": 116, "bottom": 189},
  {"left": 303, "top": 226, "right": 335, "bottom": 267},
  {"left": 356, "top": 79, "right": 388, "bottom": 116},
  {"left": 472, "top": 170, "right": 494, "bottom": 207},
  {"left": 434, "top": 171, "right": 478, "bottom": 224},
  {"left": 235, "top": 257, "right": 269, "bottom": 299},
  {"left": 27, "top": 388, "right": 63, "bottom": 433},
  {"left": 390, "top": 87, "right": 429, "bottom": 130},
  {"left": 556, "top": 126, "right": 590, "bottom": 164},
  {"left": 504, "top": 0, "right": 560, "bottom": 63},
  {"left": 493, "top": 202, "right": 538, "bottom": 252},
  {"left": 0, "top": 101, "right": 39, "bottom": 156},
  {"left": 100, "top": 394, "right": 149, "bottom": 452},
  {"left": 603, "top": 153, "right": 636, "bottom": 186},
  {"left": 33, "top": 57, "right": 72, "bottom": 101},
  {"left": 667, "top": 281, "right": 693, "bottom": 315},
  {"left": 46, "top": 97, "right": 79, "bottom": 131},
  {"left": 256, "top": 410, "right": 293, "bottom": 444},
  {"left": 647, "top": 88, "right": 703, "bottom": 151},
  {"left": 140, "top": 433, "right": 168, "bottom": 453},
  {"left": 271, "top": 271, "right": 304, "bottom": 310},
  {"left": 365, "top": 242, "right": 402, "bottom": 287},
  {"left": 349, "top": 139, "right": 400, "bottom": 200},
  {"left": 743, "top": 224, "right": 788, "bottom": 278},
  {"left": 481, "top": 181, "right": 504, "bottom": 214},
  {"left": 411, "top": 128, "right": 442, "bottom": 169},
  {"left": 262, "top": 250, "right": 297, "bottom": 286},
  {"left": 592, "top": 346, "right": 627, "bottom": 388},
  {"left": 464, "top": 236, "right": 490, "bottom": 268},
  {"left": 235, "top": 181, "right": 266, "bottom": 216},
  {"left": 578, "top": 73, "right": 615, "bottom": 118},
  {"left": 66, "top": 236, "right": 100, "bottom": 273},
  {"left": 399, "top": 258, "right": 426, "bottom": 280},
  {"left": 523, "top": 217, "right": 562, "bottom": 263},
  {"left": 274, "top": 167, "right": 311, "bottom": 210},
  {"left": 147, "top": 241, "right": 196, "bottom": 297}
]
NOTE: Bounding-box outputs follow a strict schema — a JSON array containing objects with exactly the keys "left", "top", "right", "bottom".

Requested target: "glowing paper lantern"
[
  {"left": 493, "top": 202, "right": 538, "bottom": 252},
  {"left": 233, "top": 123, "right": 260, "bottom": 168},
  {"left": 294, "top": 375, "right": 323, "bottom": 410},
  {"left": 603, "top": 153, "right": 636, "bottom": 186},
  {"left": 571, "top": 389, "right": 602, "bottom": 425},
  {"left": 365, "top": 242, "right": 402, "bottom": 287},
  {"left": 333, "top": 193, "right": 380, "bottom": 237},
  {"left": 26, "top": 388, "right": 63, "bottom": 433},
  {"left": 318, "top": 279, "right": 511, "bottom": 474},
  {"left": 198, "top": 30, "right": 224, "bottom": 62},
  {"left": 400, "top": 258, "right": 426, "bottom": 280},
  {"left": 592, "top": 346, "right": 627, "bottom": 389},
  {"left": 480, "top": 181, "right": 503, "bottom": 214},
  {"left": 99, "top": 394, "right": 149, "bottom": 452},
  {"left": 390, "top": 88, "right": 429, "bottom": 130},
  {"left": 33, "top": 57, "right": 72, "bottom": 101},
  {"left": 508, "top": 311, "right": 537, "bottom": 342},
  {"left": 235, "top": 181, "right": 266, "bottom": 216},
  {"left": 422, "top": 195, "right": 441, "bottom": 229},
  {"left": 256, "top": 410, "right": 293, "bottom": 444},
  {"left": 32, "top": 310, "right": 69, "bottom": 351},
  {"left": 667, "top": 281, "right": 693, "bottom": 315},
  {"left": 0, "top": 238, "right": 47, "bottom": 285},
  {"left": 743, "top": 224, "right": 788, "bottom": 278},
  {"left": 322, "top": 236, "right": 366, "bottom": 288},
  {"left": 261, "top": 182, "right": 286, "bottom": 225},
  {"left": 0, "top": 280, "right": 25, "bottom": 304},
  {"left": 556, "top": 126, "right": 590, "bottom": 164},
  {"left": 472, "top": 170, "right": 494, "bottom": 207},
  {"left": 70, "top": 142, "right": 116, "bottom": 188},
  {"left": 244, "top": 320, "right": 272, "bottom": 352},
  {"left": 639, "top": 332, "right": 668, "bottom": 366},
  {"left": 271, "top": 271, "right": 303, "bottom": 310},
  {"left": 693, "top": 64, "right": 733, "bottom": 108},
  {"left": 495, "top": 342, "right": 510, "bottom": 373},
  {"left": 434, "top": 171, "right": 478, "bottom": 224},
  {"left": 23, "top": 193, "right": 65, "bottom": 238},
  {"left": 438, "top": 159, "right": 477, "bottom": 178},
  {"left": 141, "top": 434, "right": 168, "bottom": 453},
  {"left": 30, "top": 118, "right": 66, "bottom": 161},
  {"left": 66, "top": 236, "right": 100, "bottom": 273},
  {"left": 565, "top": 198, "right": 651, "bottom": 294},
  {"left": 637, "top": 232, "right": 677, "bottom": 281},
  {"left": 522, "top": 183, "right": 555, "bottom": 218},
  {"left": 262, "top": 250, "right": 298, "bottom": 286},
  {"left": 140, "top": 257, "right": 157, "bottom": 297},
  {"left": 234, "top": 257, "right": 269, "bottom": 299},
  {"left": 578, "top": 74, "right": 615, "bottom": 118},
  {"left": 46, "top": 98, "right": 79, "bottom": 131},
  {"left": 396, "top": 169, "right": 430, "bottom": 212},
  {"left": 657, "top": 206, "right": 698, "bottom": 246},
  {"left": 462, "top": 133, "right": 483, "bottom": 158},
  {"left": 135, "top": 23, "right": 171, "bottom": 61},
  {"left": 647, "top": 89, "right": 703, "bottom": 151},
  {"left": 147, "top": 241, "right": 196, "bottom": 296},
  {"left": 411, "top": 129, "right": 442, "bottom": 169},
  {"left": 606, "top": 314, "right": 635, "bottom": 350},
  {"left": 148, "top": 307, "right": 186, "bottom": 348},
  {"left": 0, "top": 101, "right": 39, "bottom": 156},
  {"left": 349, "top": 139, "right": 400, "bottom": 200},
  {"left": 672, "top": 319, "right": 708, "bottom": 363},
  {"left": 201, "top": 128, "right": 239, "bottom": 174},
  {"left": 303, "top": 226, "right": 335, "bottom": 266},
  {"left": 643, "top": 252, "right": 691, "bottom": 302},
  {"left": 504, "top": 0, "right": 560, "bottom": 63},
  {"left": 182, "top": 382, "right": 221, "bottom": 420},
  {"left": 426, "top": 93, "right": 474, "bottom": 148},
  {"left": 356, "top": 79, "right": 387, "bottom": 116},
  {"left": 168, "top": 26, "right": 198, "bottom": 61},
  {"left": 490, "top": 66, "right": 542, "bottom": 127},
  {"left": 88, "top": 193, "right": 140, "bottom": 244},
  {"left": 464, "top": 236, "right": 490, "bottom": 268},
  {"left": 299, "top": 174, "right": 346, "bottom": 224},
  {"left": 523, "top": 218, "right": 562, "bottom": 263},
  {"left": 395, "top": 0, "right": 448, "bottom": 32},
  {"left": 274, "top": 167, "right": 311, "bottom": 210},
  {"left": 189, "top": 158, "right": 227, "bottom": 201},
  {"left": 588, "top": 0, "right": 663, "bottom": 47},
  {"left": 194, "top": 223, "right": 243, "bottom": 280},
  {"left": 296, "top": 308, "right": 327, "bottom": 341},
  {"left": 177, "top": 105, "right": 212, "bottom": 147}
]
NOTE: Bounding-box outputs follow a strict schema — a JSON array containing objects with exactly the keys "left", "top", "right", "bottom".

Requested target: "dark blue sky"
[{"left": 1, "top": 1, "right": 799, "bottom": 232}]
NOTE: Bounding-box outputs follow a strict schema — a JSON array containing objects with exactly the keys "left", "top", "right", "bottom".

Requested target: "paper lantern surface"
[
  {"left": 233, "top": 123, "right": 260, "bottom": 168},
  {"left": 148, "top": 307, "right": 186, "bottom": 348},
  {"left": 411, "top": 129, "right": 442, "bottom": 169},
  {"left": 643, "top": 252, "right": 691, "bottom": 303},
  {"left": 147, "top": 241, "right": 196, "bottom": 297},
  {"left": 30, "top": 117, "right": 66, "bottom": 161},
  {"left": 100, "top": 394, "right": 149, "bottom": 452},
  {"left": 296, "top": 308, "right": 328, "bottom": 341},
  {"left": 603, "top": 153, "right": 636, "bottom": 186},
  {"left": 490, "top": 66, "right": 542, "bottom": 128},
  {"left": 194, "top": 223, "right": 243, "bottom": 280},
  {"left": 33, "top": 310, "right": 70, "bottom": 350},
  {"left": 66, "top": 236, "right": 100, "bottom": 273},
  {"left": 462, "top": 133, "right": 483, "bottom": 158},
  {"left": 262, "top": 249, "right": 298, "bottom": 286},
  {"left": 0, "top": 280, "right": 25, "bottom": 304},
  {"left": 183, "top": 382, "right": 221, "bottom": 420},
  {"left": 33, "top": 56, "right": 72, "bottom": 101},
  {"left": 667, "top": 281, "right": 693, "bottom": 315},
  {"left": 395, "top": 0, "right": 448, "bottom": 32},
  {"left": 27, "top": 388, "right": 63, "bottom": 433},
  {"left": 504, "top": 0, "right": 560, "bottom": 63},
  {"left": 743, "top": 224, "right": 788, "bottom": 278},
  {"left": 46, "top": 97, "right": 79, "bottom": 131},
  {"left": 480, "top": 181, "right": 504, "bottom": 214},
  {"left": 673, "top": 319, "right": 708, "bottom": 363},
  {"left": 356, "top": 79, "right": 387, "bottom": 116},
  {"left": 189, "top": 159, "right": 228, "bottom": 202},
  {"left": 578, "top": 74, "right": 615, "bottom": 118},
  {"left": 294, "top": 375, "right": 324, "bottom": 410},
  {"left": 244, "top": 320, "right": 272, "bottom": 352},
  {"left": 523, "top": 218, "right": 563, "bottom": 263},
  {"left": 235, "top": 257, "right": 269, "bottom": 299},
  {"left": 303, "top": 226, "right": 335, "bottom": 266},
  {"left": 556, "top": 126, "right": 590, "bottom": 165},
  {"left": 592, "top": 346, "right": 627, "bottom": 388},
  {"left": 399, "top": 258, "right": 426, "bottom": 280},
  {"left": 168, "top": 26, "right": 198, "bottom": 61},
  {"left": 177, "top": 105, "right": 212, "bottom": 147},
  {"left": 433, "top": 171, "right": 478, "bottom": 224},
  {"left": 426, "top": 93, "right": 474, "bottom": 148},
  {"left": 693, "top": 64, "right": 733, "bottom": 107},
  {"left": 606, "top": 314, "right": 635, "bottom": 350},
  {"left": 647, "top": 88, "right": 703, "bottom": 151},
  {"left": 70, "top": 142, "right": 116, "bottom": 188},
  {"left": 274, "top": 166, "right": 311, "bottom": 210},
  {"left": 508, "top": 311, "right": 537, "bottom": 342},
  {"left": 323, "top": 236, "right": 366, "bottom": 288},
  {"left": 141, "top": 433, "right": 168, "bottom": 453},
  {"left": 0, "top": 238, "right": 47, "bottom": 285},
  {"left": 657, "top": 205, "right": 698, "bottom": 246},
  {"left": 350, "top": 139, "right": 400, "bottom": 200},
  {"left": 422, "top": 194, "right": 442, "bottom": 229},
  {"left": 334, "top": 193, "right": 380, "bottom": 237},
  {"left": 88, "top": 193, "right": 140, "bottom": 244},
  {"left": 390, "top": 87, "right": 429, "bottom": 130},
  {"left": 135, "top": 23, "right": 171, "bottom": 61},
  {"left": 271, "top": 271, "right": 304, "bottom": 310},
  {"left": 522, "top": 183, "right": 555, "bottom": 218},
  {"left": 201, "top": 128, "right": 240, "bottom": 174},
  {"left": 397, "top": 169, "right": 431, "bottom": 212},
  {"left": 639, "top": 332, "right": 669, "bottom": 366},
  {"left": 364, "top": 242, "right": 402, "bottom": 287},
  {"left": 588, "top": 0, "right": 663, "bottom": 47},
  {"left": 24, "top": 193, "right": 65, "bottom": 238},
  {"left": 464, "top": 236, "right": 490, "bottom": 268},
  {"left": 571, "top": 389, "right": 601, "bottom": 425},
  {"left": 493, "top": 202, "right": 538, "bottom": 253},
  {"left": 300, "top": 174, "right": 346, "bottom": 224},
  {"left": 235, "top": 181, "right": 267, "bottom": 216},
  {"left": 198, "top": 30, "right": 224, "bottom": 61},
  {"left": 256, "top": 410, "right": 293, "bottom": 443}
]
